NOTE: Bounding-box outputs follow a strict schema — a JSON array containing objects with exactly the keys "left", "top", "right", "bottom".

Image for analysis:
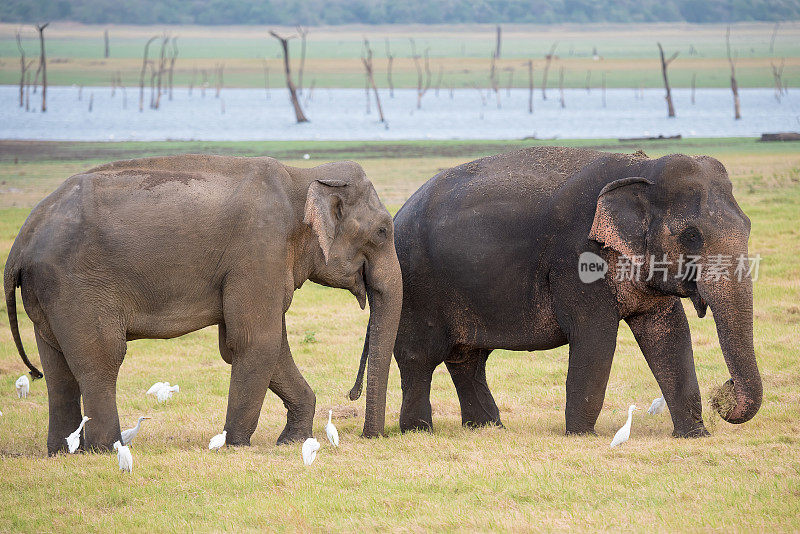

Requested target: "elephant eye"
[
  {"left": 679, "top": 226, "right": 703, "bottom": 249},
  {"left": 377, "top": 227, "right": 388, "bottom": 239}
]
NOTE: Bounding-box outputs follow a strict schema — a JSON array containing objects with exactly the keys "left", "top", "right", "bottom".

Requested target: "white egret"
[
  {"left": 156, "top": 384, "right": 179, "bottom": 403},
  {"left": 303, "top": 153, "right": 311, "bottom": 160},
  {"left": 325, "top": 410, "right": 339, "bottom": 447},
  {"left": 146, "top": 382, "right": 168, "bottom": 396},
  {"left": 208, "top": 430, "right": 227, "bottom": 450},
  {"left": 647, "top": 397, "right": 667, "bottom": 415},
  {"left": 610, "top": 405, "right": 638, "bottom": 448},
  {"left": 113, "top": 440, "right": 133, "bottom": 473},
  {"left": 15, "top": 375, "right": 30, "bottom": 398},
  {"left": 121, "top": 416, "right": 151, "bottom": 445},
  {"left": 66, "top": 416, "right": 91, "bottom": 453},
  {"left": 302, "top": 437, "right": 320, "bottom": 465}
]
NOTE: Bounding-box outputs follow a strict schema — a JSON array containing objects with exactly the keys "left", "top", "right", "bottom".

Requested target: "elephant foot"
[
  {"left": 464, "top": 417, "right": 504, "bottom": 429},
  {"left": 399, "top": 414, "right": 434, "bottom": 433},
  {"left": 225, "top": 430, "right": 252, "bottom": 447},
  {"left": 565, "top": 426, "right": 597, "bottom": 436},
  {"left": 276, "top": 425, "right": 311, "bottom": 445},
  {"left": 673, "top": 424, "right": 710, "bottom": 438}
]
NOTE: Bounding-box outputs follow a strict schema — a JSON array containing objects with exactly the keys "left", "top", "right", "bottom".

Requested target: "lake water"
[{"left": 1, "top": 85, "right": 798, "bottom": 141}]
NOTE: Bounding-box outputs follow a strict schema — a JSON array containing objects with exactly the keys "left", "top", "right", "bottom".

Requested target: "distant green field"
[
  {"left": 1, "top": 22, "right": 798, "bottom": 88},
  {"left": 1, "top": 137, "right": 799, "bottom": 531}
]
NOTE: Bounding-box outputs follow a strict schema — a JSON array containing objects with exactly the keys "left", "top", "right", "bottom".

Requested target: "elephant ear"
[
  {"left": 304, "top": 179, "right": 347, "bottom": 264},
  {"left": 588, "top": 176, "right": 654, "bottom": 259}
]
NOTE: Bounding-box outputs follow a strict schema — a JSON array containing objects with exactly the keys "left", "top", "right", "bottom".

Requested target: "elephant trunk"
[
  {"left": 355, "top": 244, "right": 402, "bottom": 438},
  {"left": 698, "top": 274, "right": 762, "bottom": 424}
]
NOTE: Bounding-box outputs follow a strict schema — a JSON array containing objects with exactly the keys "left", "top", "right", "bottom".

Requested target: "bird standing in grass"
[
  {"left": 66, "top": 416, "right": 91, "bottom": 453},
  {"left": 15, "top": 375, "right": 30, "bottom": 398},
  {"left": 610, "top": 405, "right": 638, "bottom": 448},
  {"left": 648, "top": 397, "right": 667, "bottom": 415},
  {"left": 146, "top": 382, "right": 168, "bottom": 396},
  {"left": 209, "top": 430, "right": 227, "bottom": 451},
  {"left": 325, "top": 410, "right": 339, "bottom": 447},
  {"left": 114, "top": 441, "right": 133, "bottom": 473},
  {"left": 302, "top": 438, "right": 320, "bottom": 465},
  {"left": 156, "top": 384, "right": 179, "bottom": 403},
  {"left": 121, "top": 416, "right": 151, "bottom": 445}
]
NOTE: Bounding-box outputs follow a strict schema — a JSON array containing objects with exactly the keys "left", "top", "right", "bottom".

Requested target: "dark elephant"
[
  {"left": 5, "top": 155, "right": 401, "bottom": 455},
  {"left": 351, "top": 146, "right": 761, "bottom": 438}
]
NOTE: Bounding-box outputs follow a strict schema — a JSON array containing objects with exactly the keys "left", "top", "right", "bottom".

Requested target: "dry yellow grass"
[{"left": 0, "top": 139, "right": 799, "bottom": 531}]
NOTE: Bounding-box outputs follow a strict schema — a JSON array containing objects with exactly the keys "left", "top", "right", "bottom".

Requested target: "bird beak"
[{"left": 143, "top": 417, "right": 151, "bottom": 420}]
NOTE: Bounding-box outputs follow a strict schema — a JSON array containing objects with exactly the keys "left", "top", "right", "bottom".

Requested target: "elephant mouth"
[
  {"left": 690, "top": 291, "right": 708, "bottom": 318},
  {"left": 349, "top": 262, "right": 367, "bottom": 309}
]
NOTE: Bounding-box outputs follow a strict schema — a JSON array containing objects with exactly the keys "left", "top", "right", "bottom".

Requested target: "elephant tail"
[
  {"left": 348, "top": 317, "right": 370, "bottom": 401},
  {"left": 4, "top": 262, "right": 43, "bottom": 380}
]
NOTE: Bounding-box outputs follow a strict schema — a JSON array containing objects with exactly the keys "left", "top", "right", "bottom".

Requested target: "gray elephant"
[
  {"left": 4, "top": 155, "right": 401, "bottom": 455},
  {"left": 350, "top": 146, "right": 761, "bottom": 438}
]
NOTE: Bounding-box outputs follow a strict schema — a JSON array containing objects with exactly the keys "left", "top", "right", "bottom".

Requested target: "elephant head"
[
  {"left": 302, "top": 161, "right": 402, "bottom": 437},
  {"left": 589, "top": 154, "right": 762, "bottom": 424}
]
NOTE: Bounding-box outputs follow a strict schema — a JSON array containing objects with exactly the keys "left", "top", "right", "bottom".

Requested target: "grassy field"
[
  {"left": 1, "top": 138, "right": 799, "bottom": 531},
  {"left": 2, "top": 22, "right": 799, "bottom": 89}
]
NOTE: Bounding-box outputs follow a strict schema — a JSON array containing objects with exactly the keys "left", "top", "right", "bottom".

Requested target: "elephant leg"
[
  {"left": 67, "top": 332, "right": 125, "bottom": 452},
  {"left": 563, "top": 320, "right": 619, "bottom": 435},
  {"left": 35, "top": 331, "right": 82, "bottom": 455},
  {"left": 270, "top": 322, "right": 315, "bottom": 445},
  {"left": 396, "top": 340, "right": 442, "bottom": 433},
  {"left": 626, "top": 298, "right": 708, "bottom": 438},
  {"left": 445, "top": 347, "right": 503, "bottom": 428},
  {"left": 221, "top": 278, "right": 283, "bottom": 446}
]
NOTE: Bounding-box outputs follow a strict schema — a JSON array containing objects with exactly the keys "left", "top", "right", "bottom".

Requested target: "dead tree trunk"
[
  {"left": 585, "top": 69, "right": 591, "bottom": 93},
  {"left": 263, "top": 60, "right": 270, "bottom": 100},
  {"left": 602, "top": 72, "right": 607, "bottom": 108},
  {"left": 149, "top": 62, "right": 157, "bottom": 109},
  {"left": 541, "top": 42, "right": 557, "bottom": 100},
  {"left": 168, "top": 37, "right": 178, "bottom": 101},
  {"left": 296, "top": 26, "right": 308, "bottom": 95},
  {"left": 489, "top": 51, "right": 500, "bottom": 108},
  {"left": 16, "top": 31, "right": 32, "bottom": 108},
  {"left": 559, "top": 66, "right": 565, "bottom": 108},
  {"left": 201, "top": 69, "right": 208, "bottom": 97},
  {"left": 139, "top": 36, "right": 157, "bottom": 112},
  {"left": 25, "top": 71, "right": 31, "bottom": 111},
  {"left": 725, "top": 27, "right": 741, "bottom": 120},
  {"left": 104, "top": 29, "right": 110, "bottom": 58},
  {"left": 385, "top": 39, "right": 394, "bottom": 98},
  {"left": 657, "top": 42, "right": 678, "bottom": 118},
  {"left": 154, "top": 36, "right": 168, "bottom": 109},
  {"left": 771, "top": 59, "right": 785, "bottom": 101},
  {"left": 527, "top": 60, "right": 534, "bottom": 113},
  {"left": 769, "top": 22, "right": 779, "bottom": 55},
  {"left": 489, "top": 28, "right": 502, "bottom": 108},
  {"left": 32, "top": 60, "right": 41, "bottom": 94},
  {"left": 435, "top": 64, "right": 443, "bottom": 97},
  {"left": 410, "top": 39, "right": 430, "bottom": 109},
  {"left": 269, "top": 30, "right": 308, "bottom": 123},
  {"left": 189, "top": 65, "right": 196, "bottom": 95},
  {"left": 362, "top": 39, "right": 386, "bottom": 123},
  {"left": 215, "top": 63, "right": 224, "bottom": 98},
  {"left": 691, "top": 72, "right": 696, "bottom": 104},
  {"left": 364, "top": 72, "right": 370, "bottom": 114},
  {"left": 36, "top": 23, "right": 49, "bottom": 112}
]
